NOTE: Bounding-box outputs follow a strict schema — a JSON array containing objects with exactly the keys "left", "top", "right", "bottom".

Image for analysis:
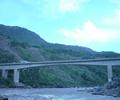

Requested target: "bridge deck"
[
  {"left": 0, "top": 58, "right": 120, "bottom": 70},
  {"left": 0, "top": 58, "right": 120, "bottom": 83}
]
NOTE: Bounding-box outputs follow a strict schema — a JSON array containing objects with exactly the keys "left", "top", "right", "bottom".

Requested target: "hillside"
[
  {"left": 0, "top": 24, "right": 47, "bottom": 46},
  {"left": 0, "top": 24, "right": 120, "bottom": 87}
]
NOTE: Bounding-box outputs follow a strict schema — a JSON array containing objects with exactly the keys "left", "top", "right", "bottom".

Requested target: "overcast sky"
[{"left": 0, "top": 0, "right": 120, "bottom": 53}]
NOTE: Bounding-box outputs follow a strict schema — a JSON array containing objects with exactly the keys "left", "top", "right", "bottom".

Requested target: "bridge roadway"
[{"left": 0, "top": 58, "right": 120, "bottom": 85}]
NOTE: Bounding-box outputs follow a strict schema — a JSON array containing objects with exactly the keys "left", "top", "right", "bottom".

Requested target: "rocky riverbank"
[
  {"left": 91, "top": 77, "right": 120, "bottom": 97},
  {"left": 0, "top": 88, "right": 119, "bottom": 100}
]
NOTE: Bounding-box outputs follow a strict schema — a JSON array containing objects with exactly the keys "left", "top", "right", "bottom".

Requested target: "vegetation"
[
  {"left": 0, "top": 77, "right": 14, "bottom": 87},
  {"left": 0, "top": 24, "right": 120, "bottom": 87},
  {"left": 20, "top": 66, "right": 107, "bottom": 87},
  {"left": 0, "top": 49, "right": 17, "bottom": 63}
]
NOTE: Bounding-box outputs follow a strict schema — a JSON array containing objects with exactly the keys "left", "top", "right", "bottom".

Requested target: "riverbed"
[{"left": 0, "top": 88, "right": 119, "bottom": 100}]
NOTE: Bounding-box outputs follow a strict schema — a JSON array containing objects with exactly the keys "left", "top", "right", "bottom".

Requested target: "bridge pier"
[
  {"left": 14, "top": 69, "right": 20, "bottom": 84},
  {"left": 2, "top": 69, "right": 8, "bottom": 79},
  {"left": 107, "top": 65, "right": 113, "bottom": 82}
]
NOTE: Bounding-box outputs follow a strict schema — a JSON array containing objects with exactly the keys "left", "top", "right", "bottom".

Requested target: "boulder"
[{"left": 91, "top": 77, "right": 120, "bottom": 97}]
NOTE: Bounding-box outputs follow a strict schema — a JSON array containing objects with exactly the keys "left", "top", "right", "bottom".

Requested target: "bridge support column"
[
  {"left": 2, "top": 69, "right": 8, "bottom": 79},
  {"left": 14, "top": 69, "right": 19, "bottom": 84},
  {"left": 107, "top": 65, "right": 112, "bottom": 82}
]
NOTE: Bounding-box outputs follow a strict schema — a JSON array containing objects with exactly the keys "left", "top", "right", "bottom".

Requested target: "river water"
[{"left": 0, "top": 88, "right": 119, "bottom": 100}]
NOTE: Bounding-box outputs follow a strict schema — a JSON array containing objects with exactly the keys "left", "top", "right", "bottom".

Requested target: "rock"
[
  {"left": 0, "top": 96, "right": 8, "bottom": 100},
  {"left": 105, "top": 77, "right": 120, "bottom": 89},
  {"left": 91, "top": 77, "right": 120, "bottom": 97},
  {"left": 91, "top": 87, "right": 104, "bottom": 95}
]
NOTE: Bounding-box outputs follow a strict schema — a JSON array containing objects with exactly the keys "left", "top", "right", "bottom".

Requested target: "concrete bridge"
[{"left": 0, "top": 58, "right": 120, "bottom": 85}]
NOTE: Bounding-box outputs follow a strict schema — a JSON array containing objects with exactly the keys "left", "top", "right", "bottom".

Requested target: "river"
[{"left": 0, "top": 88, "right": 119, "bottom": 100}]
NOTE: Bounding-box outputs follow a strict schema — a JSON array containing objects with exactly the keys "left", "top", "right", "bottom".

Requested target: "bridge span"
[{"left": 0, "top": 58, "right": 120, "bottom": 85}]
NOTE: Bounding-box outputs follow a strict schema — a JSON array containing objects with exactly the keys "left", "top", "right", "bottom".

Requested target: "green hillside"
[{"left": 0, "top": 24, "right": 120, "bottom": 87}]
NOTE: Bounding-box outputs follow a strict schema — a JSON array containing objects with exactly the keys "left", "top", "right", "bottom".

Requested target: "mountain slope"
[
  {"left": 0, "top": 24, "right": 47, "bottom": 46},
  {"left": 0, "top": 24, "right": 120, "bottom": 87}
]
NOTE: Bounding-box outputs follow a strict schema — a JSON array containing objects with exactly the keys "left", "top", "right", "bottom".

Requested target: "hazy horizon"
[{"left": 0, "top": 0, "right": 120, "bottom": 53}]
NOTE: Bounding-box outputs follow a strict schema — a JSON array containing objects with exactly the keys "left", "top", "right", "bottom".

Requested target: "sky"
[{"left": 0, "top": 0, "right": 120, "bottom": 53}]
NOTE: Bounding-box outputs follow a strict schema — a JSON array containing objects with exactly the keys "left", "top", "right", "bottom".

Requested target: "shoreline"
[{"left": 0, "top": 88, "right": 120, "bottom": 100}]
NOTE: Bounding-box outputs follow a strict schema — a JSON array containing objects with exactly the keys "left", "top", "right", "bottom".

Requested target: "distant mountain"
[
  {"left": 0, "top": 24, "right": 120, "bottom": 87},
  {"left": 0, "top": 24, "right": 47, "bottom": 46}
]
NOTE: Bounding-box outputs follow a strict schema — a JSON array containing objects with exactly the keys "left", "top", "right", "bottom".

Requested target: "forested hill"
[
  {"left": 0, "top": 24, "right": 120, "bottom": 87},
  {"left": 0, "top": 24, "right": 47, "bottom": 46},
  {"left": 0, "top": 24, "right": 119, "bottom": 63}
]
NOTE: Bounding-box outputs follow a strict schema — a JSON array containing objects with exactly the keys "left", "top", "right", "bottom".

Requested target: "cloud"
[
  {"left": 59, "top": 0, "right": 90, "bottom": 13},
  {"left": 60, "top": 21, "right": 119, "bottom": 44},
  {"left": 59, "top": 0, "right": 80, "bottom": 13},
  {"left": 103, "top": 8, "right": 120, "bottom": 25},
  {"left": 40, "top": 0, "right": 90, "bottom": 18},
  {"left": 18, "top": 0, "right": 90, "bottom": 19}
]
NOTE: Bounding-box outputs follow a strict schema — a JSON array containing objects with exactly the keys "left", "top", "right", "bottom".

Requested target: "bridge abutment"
[{"left": 107, "top": 65, "right": 113, "bottom": 82}]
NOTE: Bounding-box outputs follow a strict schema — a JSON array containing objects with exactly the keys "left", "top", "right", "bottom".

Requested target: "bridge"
[{"left": 0, "top": 58, "right": 120, "bottom": 85}]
